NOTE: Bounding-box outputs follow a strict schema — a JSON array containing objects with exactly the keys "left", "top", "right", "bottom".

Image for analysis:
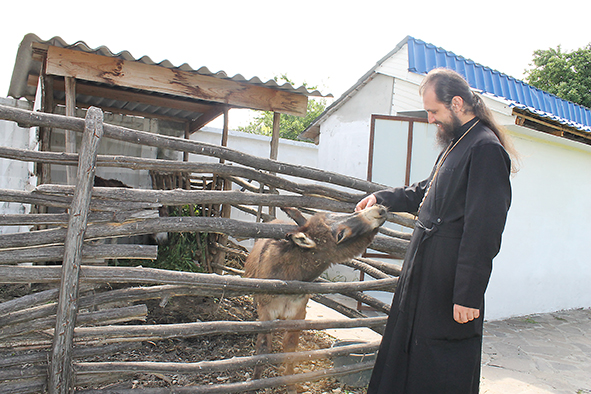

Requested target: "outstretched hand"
[{"left": 355, "top": 194, "right": 377, "bottom": 212}]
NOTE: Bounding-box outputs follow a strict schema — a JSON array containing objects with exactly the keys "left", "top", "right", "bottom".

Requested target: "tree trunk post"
[{"left": 48, "top": 107, "right": 104, "bottom": 394}]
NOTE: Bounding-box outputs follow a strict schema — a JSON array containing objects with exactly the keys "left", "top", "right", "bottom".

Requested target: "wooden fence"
[{"left": 0, "top": 104, "right": 413, "bottom": 393}]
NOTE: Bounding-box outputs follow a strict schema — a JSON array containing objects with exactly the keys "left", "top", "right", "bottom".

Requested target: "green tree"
[
  {"left": 524, "top": 44, "right": 591, "bottom": 109},
  {"left": 238, "top": 74, "right": 327, "bottom": 141}
]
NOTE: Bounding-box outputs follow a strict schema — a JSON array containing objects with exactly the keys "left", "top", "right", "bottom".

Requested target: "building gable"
[{"left": 303, "top": 36, "right": 591, "bottom": 145}]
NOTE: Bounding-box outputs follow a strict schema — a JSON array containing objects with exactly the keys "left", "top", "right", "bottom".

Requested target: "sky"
[{"left": 1, "top": 0, "right": 589, "bottom": 129}]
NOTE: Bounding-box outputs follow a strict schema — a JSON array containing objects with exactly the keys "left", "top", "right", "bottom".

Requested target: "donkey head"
[{"left": 283, "top": 205, "right": 387, "bottom": 259}]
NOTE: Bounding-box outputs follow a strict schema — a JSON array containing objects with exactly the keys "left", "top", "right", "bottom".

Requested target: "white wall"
[
  {"left": 485, "top": 127, "right": 591, "bottom": 320},
  {"left": 471, "top": 94, "right": 591, "bottom": 320},
  {"left": 317, "top": 74, "right": 394, "bottom": 181},
  {"left": 0, "top": 97, "right": 34, "bottom": 235},
  {"left": 190, "top": 126, "right": 317, "bottom": 169},
  {"left": 316, "top": 62, "right": 591, "bottom": 320}
]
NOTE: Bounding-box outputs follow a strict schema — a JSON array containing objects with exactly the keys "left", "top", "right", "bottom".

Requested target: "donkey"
[{"left": 244, "top": 205, "right": 387, "bottom": 391}]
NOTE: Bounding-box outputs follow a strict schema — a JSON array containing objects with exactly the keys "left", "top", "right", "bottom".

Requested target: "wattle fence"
[{"left": 0, "top": 104, "right": 413, "bottom": 393}]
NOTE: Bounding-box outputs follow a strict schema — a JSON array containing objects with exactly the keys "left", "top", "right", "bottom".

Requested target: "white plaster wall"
[
  {"left": 190, "top": 126, "right": 317, "bottom": 170},
  {"left": 316, "top": 67, "right": 591, "bottom": 319},
  {"left": 317, "top": 74, "right": 394, "bottom": 182},
  {"left": 485, "top": 127, "right": 591, "bottom": 320},
  {"left": 0, "top": 97, "right": 33, "bottom": 234},
  {"left": 457, "top": 93, "right": 591, "bottom": 320}
]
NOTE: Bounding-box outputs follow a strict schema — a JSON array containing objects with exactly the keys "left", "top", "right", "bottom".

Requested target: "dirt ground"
[{"left": 1, "top": 284, "right": 369, "bottom": 393}]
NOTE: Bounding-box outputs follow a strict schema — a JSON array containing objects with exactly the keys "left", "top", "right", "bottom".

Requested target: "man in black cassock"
[{"left": 356, "top": 68, "right": 514, "bottom": 393}]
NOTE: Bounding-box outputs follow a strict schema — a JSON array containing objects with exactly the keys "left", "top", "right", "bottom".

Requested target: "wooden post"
[
  {"left": 48, "top": 107, "right": 104, "bottom": 394},
  {"left": 64, "top": 77, "right": 77, "bottom": 185},
  {"left": 39, "top": 73, "right": 54, "bottom": 186},
  {"left": 268, "top": 112, "right": 281, "bottom": 217},
  {"left": 270, "top": 112, "right": 280, "bottom": 161},
  {"left": 212, "top": 108, "right": 231, "bottom": 272},
  {"left": 183, "top": 121, "right": 190, "bottom": 163},
  {"left": 34, "top": 72, "right": 54, "bottom": 226}
]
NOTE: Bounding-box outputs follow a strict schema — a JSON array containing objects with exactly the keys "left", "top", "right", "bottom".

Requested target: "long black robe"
[{"left": 367, "top": 118, "right": 512, "bottom": 394}]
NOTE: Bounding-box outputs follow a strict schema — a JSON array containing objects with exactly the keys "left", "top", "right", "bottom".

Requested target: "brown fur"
[{"left": 244, "top": 205, "right": 387, "bottom": 392}]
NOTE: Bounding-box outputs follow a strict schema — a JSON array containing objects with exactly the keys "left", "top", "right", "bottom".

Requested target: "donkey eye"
[{"left": 337, "top": 229, "right": 346, "bottom": 243}]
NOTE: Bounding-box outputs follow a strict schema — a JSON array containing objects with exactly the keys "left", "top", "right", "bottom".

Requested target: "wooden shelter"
[
  {"left": 8, "top": 33, "right": 329, "bottom": 179},
  {"left": 8, "top": 32, "right": 332, "bottom": 242}
]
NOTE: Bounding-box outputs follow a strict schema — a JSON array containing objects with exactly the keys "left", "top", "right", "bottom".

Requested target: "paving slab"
[
  {"left": 481, "top": 308, "right": 591, "bottom": 394},
  {"left": 305, "top": 299, "right": 382, "bottom": 343},
  {"left": 307, "top": 298, "right": 591, "bottom": 393}
]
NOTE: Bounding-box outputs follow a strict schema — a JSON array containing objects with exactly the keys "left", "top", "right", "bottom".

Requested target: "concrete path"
[
  {"left": 481, "top": 308, "right": 591, "bottom": 394},
  {"left": 307, "top": 299, "right": 591, "bottom": 393}
]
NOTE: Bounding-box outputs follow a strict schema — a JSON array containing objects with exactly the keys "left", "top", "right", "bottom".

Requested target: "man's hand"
[
  {"left": 453, "top": 304, "right": 480, "bottom": 324},
  {"left": 355, "top": 194, "right": 377, "bottom": 212}
]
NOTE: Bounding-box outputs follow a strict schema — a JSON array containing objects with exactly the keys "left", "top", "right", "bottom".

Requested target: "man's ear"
[
  {"left": 286, "top": 232, "right": 316, "bottom": 249},
  {"left": 451, "top": 96, "right": 464, "bottom": 113}
]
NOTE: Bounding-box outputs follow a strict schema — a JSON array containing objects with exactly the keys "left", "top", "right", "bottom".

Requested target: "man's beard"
[{"left": 435, "top": 112, "right": 463, "bottom": 147}]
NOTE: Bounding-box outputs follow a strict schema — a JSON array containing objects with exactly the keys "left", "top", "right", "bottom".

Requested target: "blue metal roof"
[{"left": 407, "top": 37, "right": 591, "bottom": 133}]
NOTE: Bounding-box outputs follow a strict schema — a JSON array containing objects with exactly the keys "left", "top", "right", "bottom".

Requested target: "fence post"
[{"left": 48, "top": 107, "right": 104, "bottom": 393}]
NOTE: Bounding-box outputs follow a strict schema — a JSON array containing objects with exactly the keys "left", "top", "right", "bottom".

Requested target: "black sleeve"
[{"left": 372, "top": 178, "right": 429, "bottom": 214}]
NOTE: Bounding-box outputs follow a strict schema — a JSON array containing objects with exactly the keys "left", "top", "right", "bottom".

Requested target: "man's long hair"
[{"left": 420, "top": 68, "right": 520, "bottom": 173}]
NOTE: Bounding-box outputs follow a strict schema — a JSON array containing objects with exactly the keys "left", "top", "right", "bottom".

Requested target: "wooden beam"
[
  {"left": 189, "top": 106, "right": 226, "bottom": 132},
  {"left": 45, "top": 46, "right": 308, "bottom": 116},
  {"left": 28, "top": 74, "right": 218, "bottom": 115},
  {"left": 513, "top": 108, "right": 591, "bottom": 142},
  {"left": 31, "top": 42, "right": 49, "bottom": 62}
]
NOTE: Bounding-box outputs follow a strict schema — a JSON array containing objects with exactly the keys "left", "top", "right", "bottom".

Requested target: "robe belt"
[{"left": 416, "top": 218, "right": 463, "bottom": 238}]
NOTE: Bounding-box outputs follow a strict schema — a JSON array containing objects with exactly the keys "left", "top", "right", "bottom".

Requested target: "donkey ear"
[
  {"left": 286, "top": 232, "right": 316, "bottom": 249},
  {"left": 280, "top": 207, "right": 308, "bottom": 226}
]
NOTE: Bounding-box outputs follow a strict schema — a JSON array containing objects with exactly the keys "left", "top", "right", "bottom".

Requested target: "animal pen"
[
  {"left": 0, "top": 102, "right": 416, "bottom": 393},
  {"left": 0, "top": 32, "right": 418, "bottom": 393}
]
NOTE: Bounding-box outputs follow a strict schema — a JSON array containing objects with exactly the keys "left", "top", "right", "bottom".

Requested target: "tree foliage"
[
  {"left": 524, "top": 44, "right": 591, "bottom": 109},
  {"left": 238, "top": 74, "right": 327, "bottom": 141}
]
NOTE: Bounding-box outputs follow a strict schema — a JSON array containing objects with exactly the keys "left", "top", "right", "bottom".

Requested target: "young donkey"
[{"left": 244, "top": 205, "right": 387, "bottom": 390}]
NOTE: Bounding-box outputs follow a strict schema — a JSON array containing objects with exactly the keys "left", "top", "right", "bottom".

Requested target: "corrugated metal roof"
[
  {"left": 407, "top": 37, "right": 591, "bottom": 133},
  {"left": 9, "top": 33, "right": 329, "bottom": 124},
  {"left": 302, "top": 36, "right": 591, "bottom": 142}
]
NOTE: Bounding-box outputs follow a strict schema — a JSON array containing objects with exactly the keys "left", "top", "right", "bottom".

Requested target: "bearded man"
[{"left": 356, "top": 68, "right": 518, "bottom": 393}]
